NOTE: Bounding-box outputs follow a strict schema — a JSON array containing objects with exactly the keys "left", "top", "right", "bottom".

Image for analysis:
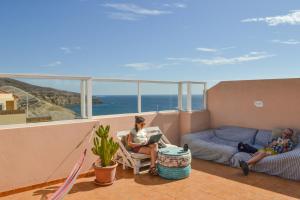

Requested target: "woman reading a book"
[{"left": 127, "top": 116, "right": 159, "bottom": 175}]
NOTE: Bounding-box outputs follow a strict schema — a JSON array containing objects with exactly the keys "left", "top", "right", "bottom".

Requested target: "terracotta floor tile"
[{"left": 2, "top": 159, "right": 300, "bottom": 200}]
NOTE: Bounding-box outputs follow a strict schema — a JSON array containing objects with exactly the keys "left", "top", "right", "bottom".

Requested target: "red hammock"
[
  {"left": 43, "top": 124, "right": 97, "bottom": 200},
  {"left": 47, "top": 149, "right": 87, "bottom": 200}
]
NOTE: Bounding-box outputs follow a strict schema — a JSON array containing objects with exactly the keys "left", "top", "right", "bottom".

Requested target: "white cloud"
[
  {"left": 173, "top": 3, "right": 187, "bottom": 8},
  {"left": 60, "top": 46, "right": 81, "bottom": 54},
  {"left": 124, "top": 62, "right": 177, "bottom": 70},
  {"left": 60, "top": 47, "right": 72, "bottom": 54},
  {"left": 45, "top": 61, "right": 62, "bottom": 67},
  {"left": 104, "top": 3, "right": 171, "bottom": 15},
  {"left": 108, "top": 12, "right": 141, "bottom": 21},
  {"left": 167, "top": 52, "right": 274, "bottom": 65},
  {"left": 196, "top": 47, "right": 218, "bottom": 52},
  {"left": 103, "top": 3, "right": 171, "bottom": 20},
  {"left": 163, "top": 3, "right": 187, "bottom": 8},
  {"left": 125, "top": 63, "right": 154, "bottom": 70},
  {"left": 221, "top": 46, "right": 236, "bottom": 50},
  {"left": 271, "top": 39, "right": 300, "bottom": 45},
  {"left": 241, "top": 10, "right": 300, "bottom": 26},
  {"left": 196, "top": 46, "right": 236, "bottom": 53}
]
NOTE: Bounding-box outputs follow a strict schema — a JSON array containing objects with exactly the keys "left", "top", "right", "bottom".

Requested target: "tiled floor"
[{"left": 3, "top": 159, "right": 300, "bottom": 200}]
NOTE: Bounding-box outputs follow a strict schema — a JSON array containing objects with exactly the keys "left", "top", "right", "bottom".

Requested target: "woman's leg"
[
  {"left": 138, "top": 143, "right": 158, "bottom": 167},
  {"left": 148, "top": 143, "right": 158, "bottom": 167},
  {"left": 240, "top": 152, "right": 270, "bottom": 176},
  {"left": 247, "top": 152, "right": 269, "bottom": 166},
  {"left": 137, "top": 146, "right": 157, "bottom": 167}
]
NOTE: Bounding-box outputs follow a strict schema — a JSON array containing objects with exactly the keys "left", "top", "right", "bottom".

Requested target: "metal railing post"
[
  {"left": 186, "top": 82, "right": 192, "bottom": 112},
  {"left": 178, "top": 82, "right": 183, "bottom": 111},
  {"left": 203, "top": 82, "right": 207, "bottom": 110},
  {"left": 86, "top": 78, "right": 93, "bottom": 118},
  {"left": 137, "top": 81, "right": 142, "bottom": 113},
  {"left": 80, "top": 80, "right": 87, "bottom": 118}
]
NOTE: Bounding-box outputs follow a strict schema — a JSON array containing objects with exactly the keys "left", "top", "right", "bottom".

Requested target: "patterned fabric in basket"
[{"left": 157, "top": 147, "right": 191, "bottom": 168}]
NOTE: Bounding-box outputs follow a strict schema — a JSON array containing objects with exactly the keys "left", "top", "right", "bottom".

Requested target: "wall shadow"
[{"left": 150, "top": 112, "right": 180, "bottom": 145}]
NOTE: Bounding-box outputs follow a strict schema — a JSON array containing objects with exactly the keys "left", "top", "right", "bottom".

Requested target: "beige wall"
[
  {"left": 179, "top": 110, "right": 210, "bottom": 135},
  {"left": 0, "top": 113, "right": 26, "bottom": 125},
  {"left": 0, "top": 93, "right": 16, "bottom": 110},
  {"left": 208, "top": 78, "right": 300, "bottom": 130},
  {"left": 0, "top": 111, "right": 197, "bottom": 192}
]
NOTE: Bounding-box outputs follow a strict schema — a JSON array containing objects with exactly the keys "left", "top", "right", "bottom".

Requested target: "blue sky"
[{"left": 0, "top": 0, "right": 300, "bottom": 91}]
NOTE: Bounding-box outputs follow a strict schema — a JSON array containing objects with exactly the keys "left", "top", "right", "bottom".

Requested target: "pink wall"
[
  {"left": 5, "top": 77, "right": 299, "bottom": 193},
  {"left": 208, "top": 78, "right": 300, "bottom": 130},
  {"left": 180, "top": 111, "right": 210, "bottom": 135},
  {"left": 0, "top": 121, "right": 96, "bottom": 193},
  {"left": 0, "top": 111, "right": 204, "bottom": 192}
]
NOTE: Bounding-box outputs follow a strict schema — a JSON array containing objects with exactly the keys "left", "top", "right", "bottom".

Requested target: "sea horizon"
[{"left": 66, "top": 94, "right": 203, "bottom": 116}]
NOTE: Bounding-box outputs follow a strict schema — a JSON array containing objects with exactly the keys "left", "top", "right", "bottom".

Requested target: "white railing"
[{"left": 0, "top": 74, "right": 206, "bottom": 120}]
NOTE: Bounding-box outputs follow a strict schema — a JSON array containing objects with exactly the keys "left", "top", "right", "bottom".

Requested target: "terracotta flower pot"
[{"left": 93, "top": 161, "right": 118, "bottom": 186}]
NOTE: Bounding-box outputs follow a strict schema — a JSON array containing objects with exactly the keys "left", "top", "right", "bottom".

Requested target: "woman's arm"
[
  {"left": 267, "top": 137, "right": 278, "bottom": 147},
  {"left": 127, "top": 133, "right": 142, "bottom": 148},
  {"left": 282, "top": 139, "right": 294, "bottom": 153}
]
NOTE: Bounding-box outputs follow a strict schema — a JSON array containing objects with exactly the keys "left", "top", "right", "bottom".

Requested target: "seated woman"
[
  {"left": 240, "top": 128, "right": 295, "bottom": 175},
  {"left": 127, "top": 116, "right": 159, "bottom": 175}
]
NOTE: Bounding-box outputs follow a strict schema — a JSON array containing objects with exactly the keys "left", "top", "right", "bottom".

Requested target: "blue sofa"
[{"left": 181, "top": 126, "right": 300, "bottom": 180}]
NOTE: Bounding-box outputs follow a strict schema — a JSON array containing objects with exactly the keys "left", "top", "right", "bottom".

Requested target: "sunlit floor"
[{"left": 3, "top": 159, "right": 300, "bottom": 200}]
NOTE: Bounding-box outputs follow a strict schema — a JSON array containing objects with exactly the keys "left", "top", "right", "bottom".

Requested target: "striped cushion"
[{"left": 231, "top": 146, "right": 300, "bottom": 180}]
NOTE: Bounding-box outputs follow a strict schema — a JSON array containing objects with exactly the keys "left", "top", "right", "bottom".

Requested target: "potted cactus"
[{"left": 92, "top": 125, "right": 119, "bottom": 186}]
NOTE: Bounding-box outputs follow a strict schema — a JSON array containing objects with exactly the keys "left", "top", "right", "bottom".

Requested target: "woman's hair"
[{"left": 135, "top": 116, "right": 145, "bottom": 132}]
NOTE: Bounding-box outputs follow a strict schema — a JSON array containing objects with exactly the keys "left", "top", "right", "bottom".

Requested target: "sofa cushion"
[
  {"left": 208, "top": 136, "right": 239, "bottom": 147},
  {"left": 255, "top": 130, "right": 272, "bottom": 147},
  {"left": 214, "top": 126, "right": 257, "bottom": 144},
  {"left": 230, "top": 152, "right": 252, "bottom": 167},
  {"left": 187, "top": 138, "right": 237, "bottom": 164},
  {"left": 181, "top": 130, "right": 215, "bottom": 146}
]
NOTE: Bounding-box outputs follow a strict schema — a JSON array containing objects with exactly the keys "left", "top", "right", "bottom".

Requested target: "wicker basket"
[{"left": 157, "top": 164, "right": 191, "bottom": 180}]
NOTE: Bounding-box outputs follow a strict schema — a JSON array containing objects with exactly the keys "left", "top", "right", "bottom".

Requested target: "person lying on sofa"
[{"left": 239, "top": 128, "right": 295, "bottom": 176}]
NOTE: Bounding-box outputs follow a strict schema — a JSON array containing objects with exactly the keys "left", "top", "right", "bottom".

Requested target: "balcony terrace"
[
  {"left": 0, "top": 74, "right": 300, "bottom": 199},
  {"left": 2, "top": 160, "right": 300, "bottom": 200}
]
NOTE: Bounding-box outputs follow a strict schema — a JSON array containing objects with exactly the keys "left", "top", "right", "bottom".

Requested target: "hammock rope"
[
  {"left": 42, "top": 122, "right": 99, "bottom": 200},
  {"left": 44, "top": 124, "right": 97, "bottom": 184}
]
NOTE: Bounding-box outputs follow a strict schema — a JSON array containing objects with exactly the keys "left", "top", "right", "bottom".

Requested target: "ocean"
[{"left": 67, "top": 95, "right": 203, "bottom": 116}]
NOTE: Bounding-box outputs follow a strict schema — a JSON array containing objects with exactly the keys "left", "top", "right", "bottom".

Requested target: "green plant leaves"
[{"left": 91, "top": 125, "right": 119, "bottom": 167}]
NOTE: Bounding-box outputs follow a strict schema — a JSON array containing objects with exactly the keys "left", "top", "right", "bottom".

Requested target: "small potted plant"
[{"left": 92, "top": 125, "right": 119, "bottom": 186}]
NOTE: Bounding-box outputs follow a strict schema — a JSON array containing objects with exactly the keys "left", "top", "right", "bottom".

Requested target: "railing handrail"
[
  {"left": 0, "top": 73, "right": 207, "bottom": 119},
  {"left": 0, "top": 73, "right": 206, "bottom": 84},
  {"left": 0, "top": 73, "right": 91, "bottom": 80}
]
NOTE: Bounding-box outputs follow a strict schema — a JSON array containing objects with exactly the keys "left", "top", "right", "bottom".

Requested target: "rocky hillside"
[
  {"left": 0, "top": 85, "right": 76, "bottom": 121},
  {"left": 0, "top": 78, "right": 102, "bottom": 106}
]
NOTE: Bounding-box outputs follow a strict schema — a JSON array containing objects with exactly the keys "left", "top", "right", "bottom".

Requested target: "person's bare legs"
[
  {"left": 247, "top": 152, "right": 269, "bottom": 166},
  {"left": 240, "top": 151, "right": 270, "bottom": 176},
  {"left": 149, "top": 143, "right": 158, "bottom": 166},
  {"left": 138, "top": 143, "right": 158, "bottom": 168}
]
